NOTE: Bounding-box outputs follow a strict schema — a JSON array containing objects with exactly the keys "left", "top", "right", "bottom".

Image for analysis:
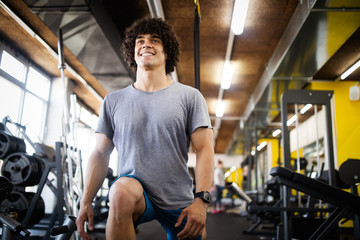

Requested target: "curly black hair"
[{"left": 121, "top": 17, "right": 180, "bottom": 75}]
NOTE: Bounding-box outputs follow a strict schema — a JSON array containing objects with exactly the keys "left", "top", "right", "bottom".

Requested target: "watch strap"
[{"left": 194, "top": 191, "right": 211, "bottom": 203}]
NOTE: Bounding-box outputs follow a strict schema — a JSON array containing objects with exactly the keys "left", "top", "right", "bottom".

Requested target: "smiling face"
[
  {"left": 122, "top": 17, "right": 180, "bottom": 75},
  {"left": 134, "top": 34, "right": 167, "bottom": 72}
]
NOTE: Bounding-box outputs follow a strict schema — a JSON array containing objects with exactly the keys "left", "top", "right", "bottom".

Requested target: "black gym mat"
[{"left": 136, "top": 213, "right": 263, "bottom": 240}]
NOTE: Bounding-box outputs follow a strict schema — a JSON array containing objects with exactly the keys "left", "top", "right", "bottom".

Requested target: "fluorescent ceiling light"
[
  {"left": 230, "top": 0, "right": 250, "bottom": 35},
  {"left": 340, "top": 59, "right": 360, "bottom": 80},
  {"left": 251, "top": 150, "right": 255, "bottom": 156},
  {"left": 286, "top": 115, "right": 297, "bottom": 126},
  {"left": 257, "top": 141, "right": 267, "bottom": 151},
  {"left": 272, "top": 129, "right": 281, "bottom": 137},
  {"left": 221, "top": 61, "right": 234, "bottom": 89},
  {"left": 216, "top": 99, "right": 225, "bottom": 117},
  {"left": 239, "top": 119, "right": 244, "bottom": 129},
  {"left": 230, "top": 166, "right": 237, "bottom": 172},
  {"left": 300, "top": 104, "right": 312, "bottom": 114}
]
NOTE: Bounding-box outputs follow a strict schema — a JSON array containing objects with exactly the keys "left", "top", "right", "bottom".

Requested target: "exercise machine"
[{"left": 270, "top": 166, "right": 360, "bottom": 240}]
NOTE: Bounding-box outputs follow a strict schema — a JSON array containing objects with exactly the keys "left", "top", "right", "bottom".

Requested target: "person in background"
[
  {"left": 75, "top": 17, "right": 214, "bottom": 240},
  {"left": 213, "top": 160, "right": 225, "bottom": 214}
]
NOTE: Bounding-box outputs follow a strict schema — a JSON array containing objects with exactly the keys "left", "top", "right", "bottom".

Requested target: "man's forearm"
[
  {"left": 81, "top": 151, "right": 109, "bottom": 205},
  {"left": 191, "top": 128, "right": 214, "bottom": 193},
  {"left": 195, "top": 145, "right": 214, "bottom": 193}
]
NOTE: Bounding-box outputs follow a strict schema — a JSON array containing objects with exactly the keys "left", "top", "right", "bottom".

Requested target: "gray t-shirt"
[{"left": 96, "top": 81, "right": 212, "bottom": 209}]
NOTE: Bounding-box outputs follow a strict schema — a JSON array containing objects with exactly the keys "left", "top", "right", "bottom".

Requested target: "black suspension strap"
[{"left": 194, "top": 0, "right": 201, "bottom": 91}]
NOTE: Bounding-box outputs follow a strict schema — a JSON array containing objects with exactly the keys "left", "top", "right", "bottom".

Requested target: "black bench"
[{"left": 270, "top": 166, "right": 360, "bottom": 240}]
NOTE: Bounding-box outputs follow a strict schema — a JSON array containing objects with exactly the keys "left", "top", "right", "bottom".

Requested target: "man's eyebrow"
[{"left": 136, "top": 34, "right": 161, "bottom": 39}]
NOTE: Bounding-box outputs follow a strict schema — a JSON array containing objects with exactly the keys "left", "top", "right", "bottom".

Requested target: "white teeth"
[{"left": 141, "top": 53, "right": 153, "bottom": 56}]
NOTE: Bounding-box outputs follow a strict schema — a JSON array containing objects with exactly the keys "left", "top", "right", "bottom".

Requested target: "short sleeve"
[
  {"left": 187, "top": 90, "right": 212, "bottom": 134},
  {"left": 96, "top": 96, "right": 114, "bottom": 141}
]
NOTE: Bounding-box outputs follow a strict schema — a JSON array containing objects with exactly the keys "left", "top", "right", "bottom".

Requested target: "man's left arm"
[{"left": 176, "top": 127, "right": 214, "bottom": 239}]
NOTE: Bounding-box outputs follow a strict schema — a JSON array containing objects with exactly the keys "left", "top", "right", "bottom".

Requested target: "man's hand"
[
  {"left": 175, "top": 198, "right": 208, "bottom": 239},
  {"left": 76, "top": 202, "right": 94, "bottom": 240}
]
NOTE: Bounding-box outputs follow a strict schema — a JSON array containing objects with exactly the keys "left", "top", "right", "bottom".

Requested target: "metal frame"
[
  {"left": 270, "top": 166, "right": 360, "bottom": 240},
  {"left": 281, "top": 90, "right": 336, "bottom": 183},
  {"left": 280, "top": 89, "right": 336, "bottom": 240}
]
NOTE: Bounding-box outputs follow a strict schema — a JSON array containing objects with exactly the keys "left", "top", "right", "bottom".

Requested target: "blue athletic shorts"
[{"left": 109, "top": 175, "right": 202, "bottom": 240}]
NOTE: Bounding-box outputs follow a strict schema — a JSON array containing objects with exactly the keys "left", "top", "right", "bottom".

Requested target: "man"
[
  {"left": 76, "top": 17, "right": 214, "bottom": 240},
  {"left": 213, "top": 160, "right": 225, "bottom": 214}
]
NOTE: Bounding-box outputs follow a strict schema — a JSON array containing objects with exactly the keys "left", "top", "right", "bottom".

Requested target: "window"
[
  {"left": 0, "top": 51, "right": 27, "bottom": 82},
  {"left": 0, "top": 76, "right": 22, "bottom": 121},
  {"left": 22, "top": 92, "right": 47, "bottom": 141},
  {"left": 0, "top": 48, "right": 51, "bottom": 145},
  {"left": 27, "top": 67, "right": 50, "bottom": 101}
]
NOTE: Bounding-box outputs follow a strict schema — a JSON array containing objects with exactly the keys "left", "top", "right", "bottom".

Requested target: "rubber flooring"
[
  {"left": 86, "top": 212, "right": 356, "bottom": 239},
  {"left": 26, "top": 210, "right": 356, "bottom": 239},
  {"left": 136, "top": 212, "right": 270, "bottom": 240}
]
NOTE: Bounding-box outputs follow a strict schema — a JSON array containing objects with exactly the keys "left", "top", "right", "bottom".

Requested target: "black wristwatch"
[{"left": 194, "top": 191, "right": 212, "bottom": 204}]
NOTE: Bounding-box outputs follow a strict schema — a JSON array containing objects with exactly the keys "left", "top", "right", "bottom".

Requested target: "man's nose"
[{"left": 142, "top": 40, "right": 152, "bottom": 48}]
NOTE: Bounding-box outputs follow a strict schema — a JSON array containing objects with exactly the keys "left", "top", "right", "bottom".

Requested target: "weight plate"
[
  {"left": 0, "top": 131, "right": 26, "bottom": 159},
  {"left": 1, "top": 153, "right": 44, "bottom": 186},
  {"left": 0, "top": 176, "right": 13, "bottom": 202},
  {"left": 0, "top": 191, "right": 45, "bottom": 226}
]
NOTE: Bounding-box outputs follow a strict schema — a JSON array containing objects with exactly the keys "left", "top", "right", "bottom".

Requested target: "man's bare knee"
[
  {"left": 108, "top": 178, "right": 145, "bottom": 221},
  {"left": 109, "top": 188, "right": 135, "bottom": 214}
]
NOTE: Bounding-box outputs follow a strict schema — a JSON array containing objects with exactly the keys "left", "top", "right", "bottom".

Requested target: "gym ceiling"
[{"left": 0, "top": 0, "right": 359, "bottom": 155}]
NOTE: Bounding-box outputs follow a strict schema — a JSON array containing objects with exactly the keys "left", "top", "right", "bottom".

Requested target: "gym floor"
[
  {"left": 86, "top": 211, "right": 356, "bottom": 240},
  {"left": 88, "top": 212, "right": 268, "bottom": 240},
  {"left": 136, "top": 212, "right": 263, "bottom": 240}
]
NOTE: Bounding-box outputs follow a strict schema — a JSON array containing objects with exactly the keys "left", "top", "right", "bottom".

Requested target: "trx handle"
[{"left": 194, "top": 0, "right": 200, "bottom": 91}]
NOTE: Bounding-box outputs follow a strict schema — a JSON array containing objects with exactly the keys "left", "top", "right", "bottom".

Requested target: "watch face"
[
  {"left": 203, "top": 191, "right": 211, "bottom": 202},
  {"left": 195, "top": 191, "right": 212, "bottom": 203}
]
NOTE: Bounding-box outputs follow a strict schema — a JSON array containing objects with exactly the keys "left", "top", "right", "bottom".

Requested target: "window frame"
[{"left": 0, "top": 43, "right": 52, "bottom": 141}]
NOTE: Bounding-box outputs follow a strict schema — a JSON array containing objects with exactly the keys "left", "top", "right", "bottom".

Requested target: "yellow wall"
[
  {"left": 308, "top": 81, "right": 360, "bottom": 166},
  {"left": 308, "top": 81, "right": 360, "bottom": 228},
  {"left": 227, "top": 168, "right": 243, "bottom": 187}
]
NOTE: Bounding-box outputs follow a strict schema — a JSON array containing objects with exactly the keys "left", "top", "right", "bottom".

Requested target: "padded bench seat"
[
  {"left": 270, "top": 166, "right": 360, "bottom": 240},
  {"left": 270, "top": 166, "right": 360, "bottom": 214}
]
